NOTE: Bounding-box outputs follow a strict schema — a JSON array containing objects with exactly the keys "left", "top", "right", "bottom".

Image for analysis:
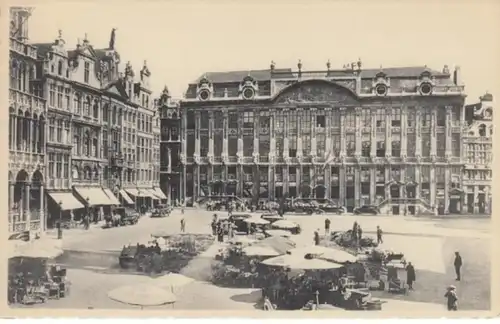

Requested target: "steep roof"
[{"left": 31, "top": 42, "right": 53, "bottom": 58}]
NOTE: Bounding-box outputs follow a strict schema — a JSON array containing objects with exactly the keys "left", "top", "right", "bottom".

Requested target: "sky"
[{"left": 25, "top": 0, "right": 500, "bottom": 104}]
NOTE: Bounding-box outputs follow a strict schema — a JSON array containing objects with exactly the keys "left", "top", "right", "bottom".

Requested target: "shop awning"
[
  {"left": 125, "top": 188, "right": 150, "bottom": 197},
  {"left": 152, "top": 188, "right": 167, "bottom": 200},
  {"left": 119, "top": 189, "right": 134, "bottom": 204},
  {"left": 74, "top": 187, "right": 113, "bottom": 206},
  {"left": 145, "top": 189, "right": 160, "bottom": 200},
  {"left": 103, "top": 188, "right": 121, "bottom": 205},
  {"left": 47, "top": 192, "right": 85, "bottom": 210}
]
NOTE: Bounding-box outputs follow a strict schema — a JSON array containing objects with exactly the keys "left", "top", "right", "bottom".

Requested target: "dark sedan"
[{"left": 353, "top": 205, "right": 380, "bottom": 215}]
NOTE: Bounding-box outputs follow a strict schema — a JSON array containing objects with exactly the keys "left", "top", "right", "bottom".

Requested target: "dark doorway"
[
  {"left": 467, "top": 193, "right": 474, "bottom": 213},
  {"left": 390, "top": 184, "right": 400, "bottom": 198},
  {"left": 406, "top": 184, "right": 416, "bottom": 198},
  {"left": 408, "top": 205, "right": 415, "bottom": 215},
  {"left": 315, "top": 185, "right": 326, "bottom": 199},
  {"left": 346, "top": 185, "right": 355, "bottom": 212},
  {"left": 392, "top": 205, "right": 400, "bottom": 215},
  {"left": 478, "top": 193, "right": 485, "bottom": 213},
  {"left": 449, "top": 198, "right": 460, "bottom": 214}
]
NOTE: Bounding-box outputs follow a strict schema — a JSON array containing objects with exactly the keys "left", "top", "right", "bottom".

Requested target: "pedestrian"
[
  {"left": 454, "top": 251, "right": 462, "bottom": 281},
  {"left": 324, "top": 218, "right": 331, "bottom": 236},
  {"left": 180, "top": 218, "right": 186, "bottom": 233},
  {"left": 314, "top": 230, "right": 320, "bottom": 246},
  {"left": 444, "top": 285, "right": 458, "bottom": 311},
  {"left": 181, "top": 206, "right": 185, "bottom": 215},
  {"left": 406, "top": 262, "right": 416, "bottom": 290},
  {"left": 376, "top": 225, "right": 383, "bottom": 244},
  {"left": 357, "top": 225, "right": 362, "bottom": 240}
]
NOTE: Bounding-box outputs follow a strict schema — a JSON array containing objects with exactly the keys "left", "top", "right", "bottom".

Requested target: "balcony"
[
  {"left": 10, "top": 37, "right": 38, "bottom": 59},
  {"left": 228, "top": 174, "right": 237, "bottom": 180},
  {"left": 9, "top": 89, "right": 45, "bottom": 110},
  {"left": 228, "top": 156, "right": 238, "bottom": 163}
]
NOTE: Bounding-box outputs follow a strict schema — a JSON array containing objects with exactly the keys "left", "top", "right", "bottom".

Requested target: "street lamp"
[{"left": 57, "top": 201, "right": 63, "bottom": 239}]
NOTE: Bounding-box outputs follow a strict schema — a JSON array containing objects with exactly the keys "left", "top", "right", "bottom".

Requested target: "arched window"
[
  {"left": 58, "top": 61, "right": 63, "bottom": 76},
  {"left": 84, "top": 97, "right": 91, "bottom": 116},
  {"left": 84, "top": 130, "right": 91, "bottom": 156},
  {"left": 112, "top": 106, "right": 117, "bottom": 124},
  {"left": 479, "top": 124, "right": 486, "bottom": 137},
  {"left": 102, "top": 104, "right": 109, "bottom": 122},
  {"left": 93, "top": 100, "right": 99, "bottom": 119},
  {"left": 73, "top": 93, "right": 82, "bottom": 115}
]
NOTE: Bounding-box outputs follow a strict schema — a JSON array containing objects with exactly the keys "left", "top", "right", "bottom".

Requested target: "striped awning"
[
  {"left": 119, "top": 189, "right": 134, "bottom": 204},
  {"left": 74, "top": 187, "right": 113, "bottom": 206},
  {"left": 47, "top": 192, "right": 85, "bottom": 210},
  {"left": 103, "top": 188, "right": 121, "bottom": 205},
  {"left": 152, "top": 188, "right": 167, "bottom": 200}
]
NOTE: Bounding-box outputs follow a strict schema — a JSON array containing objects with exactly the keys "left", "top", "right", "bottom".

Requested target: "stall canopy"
[
  {"left": 119, "top": 189, "right": 134, "bottom": 204},
  {"left": 146, "top": 189, "right": 161, "bottom": 200},
  {"left": 152, "top": 188, "right": 167, "bottom": 200},
  {"left": 103, "top": 188, "right": 121, "bottom": 205},
  {"left": 47, "top": 192, "right": 84, "bottom": 210},
  {"left": 74, "top": 187, "right": 113, "bottom": 206},
  {"left": 253, "top": 236, "right": 296, "bottom": 255},
  {"left": 126, "top": 188, "right": 151, "bottom": 198}
]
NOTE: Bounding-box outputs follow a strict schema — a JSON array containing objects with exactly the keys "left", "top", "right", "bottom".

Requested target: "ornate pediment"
[{"left": 273, "top": 80, "right": 359, "bottom": 105}]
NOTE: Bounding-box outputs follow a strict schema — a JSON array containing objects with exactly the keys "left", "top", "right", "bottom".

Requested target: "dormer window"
[
  {"left": 240, "top": 74, "right": 258, "bottom": 100},
  {"left": 418, "top": 69, "right": 435, "bottom": 96},
  {"left": 373, "top": 71, "right": 389, "bottom": 96},
  {"left": 242, "top": 87, "right": 255, "bottom": 100},
  {"left": 84, "top": 61, "right": 90, "bottom": 83}
]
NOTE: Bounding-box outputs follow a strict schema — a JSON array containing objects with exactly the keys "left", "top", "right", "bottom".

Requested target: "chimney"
[{"left": 453, "top": 66, "right": 461, "bottom": 85}]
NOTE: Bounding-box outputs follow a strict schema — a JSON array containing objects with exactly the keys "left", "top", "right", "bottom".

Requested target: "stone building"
[
  {"left": 463, "top": 93, "right": 493, "bottom": 214},
  {"left": 176, "top": 60, "right": 468, "bottom": 215},
  {"left": 8, "top": 7, "right": 47, "bottom": 233},
  {"left": 8, "top": 10, "right": 164, "bottom": 233}
]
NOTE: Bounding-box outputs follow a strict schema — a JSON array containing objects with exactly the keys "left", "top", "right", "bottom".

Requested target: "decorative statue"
[{"left": 109, "top": 28, "right": 117, "bottom": 50}]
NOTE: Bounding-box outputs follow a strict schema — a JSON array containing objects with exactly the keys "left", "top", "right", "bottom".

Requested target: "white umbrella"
[
  {"left": 288, "top": 246, "right": 357, "bottom": 263},
  {"left": 272, "top": 220, "right": 298, "bottom": 229},
  {"left": 149, "top": 273, "right": 194, "bottom": 294},
  {"left": 244, "top": 217, "right": 270, "bottom": 225},
  {"left": 243, "top": 245, "right": 281, "bottom": 257},
  {"left": 262, "top": 254, "right": 343, "bottom": 270},
  {"left": 108, "top": 284, "right": 176, "bottom": 309},
  {"left": 265, "top": 229, "right": 292, "bottom": 238},
  {"left": 229, "top": 236, "right": 256, "bottom": 245},
  {"left": 151, "top": 230, "right": 170, "bottom": 238}
]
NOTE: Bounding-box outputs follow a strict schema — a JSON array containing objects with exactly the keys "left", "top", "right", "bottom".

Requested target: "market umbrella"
[
  {"left": 151, "top": 230, "right": 170, "bottom": 238},
  {"left": 261, "top": 254, "right": 343, "bottom": 270},
  {"left": 272, "top": 220, "right": 298, "bottom": 229},
  {"left": 229, "top": 236, "right": 256, "bottom": 245},
  {"left": 243, "top": 217, "right": 270, "bottom": 225},
  {"left": 254, "top": 236, "right": 296, "bottom": 254},
  {"left": 149, "top": 273, "right": 194, "bottom": 293},
  {"left": 288, "top": 246, "right": 357, "bottom": 264},
  {"left": 265, "top": 229, "right": 291, "bottom": 238},
  {"left": 107, "top": 284, "right": 176, "bottom": 309},
  {"left": 9, "top": 239, "right": 63, "bottom": 259},
  {"left": 243, "top": 245, "right": 281, "bottom": 257}
]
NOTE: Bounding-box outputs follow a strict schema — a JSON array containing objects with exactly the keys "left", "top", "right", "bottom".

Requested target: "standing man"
[
  {"left": 313, "top": 230, "right": 320, "bottom": 246},
  {"left": 444, "top": 285, "right": 458, "bottom": 311},
  {"left": 454, "top": 251, "right": 462, "bottom": 281},
  {"left": 376, "top": 226, "right": 383, "bottom": 244},
  {"left": 180, "top": 217, "right": 186, "bottom": 233},
  {"left": 406, "top": 262, "right": 416, "bottom": 290},
  {"left": 324, "top": 218, "right": 331, "bottom": 236}
]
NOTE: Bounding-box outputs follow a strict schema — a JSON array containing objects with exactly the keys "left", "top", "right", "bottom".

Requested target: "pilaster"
[
  {"left": 223, "top": 110, "right": 229, "bottom": 157},
  {"left": 296, "top": 109, "right": 303, "bottom": 157},
  {"left": 253, "top": 109, "right": 259, "bottom": 156},
  {"left": 430, "top": 167, "right": 436, "bottom": 208},
  {"left": 194, "top": 111, "right": 201, "bottom": 157},
  {"left": 401, "top": 106, "right": 407, "bottom": 157},
  {"left": 370, "top": 108, "right": 376, "bottom": 157},
  {"left": 325, "top": 108, "right": 332, "bottom": 154},
  {"left": 296, "top": 166, "right": 302, "bottom": 198},
  {"left": 473, "top": 186, "right": 479, "bottom": 214},
  {"left": 385, "top": 167, "right": 391, "bottom": 198},
  {"left": 339, "top": 166, "right": 345, "bottom": 204},
  {"left": 208, "top": 111, "right": 214, "bottom": 157},
  {"left": 25, "top": 184, "right": 31, "bottom": 231},
  {"left": 370, "top": 168, "right": 376, "bottom": 204},
  {"left": 283, "top": 109, "right": 289, "bottom": 158},
  {"left": 431, "top": 108, "right": 437, "bottom": 157},
  {"left": 355, "top": 107, "right": 362, "bottom": 157},
  {"left": 310, "top": 108, "right": 317, "bottom": 156},
  {"left": 385, "top": 107, "right": 392, "bottom": 157},
  {"left": 444, "top": 168, "right": 450, "bottom": 214},
  {"left": 284, "top": 166, "right": 289, "bottom": 196},
  {"left": 445, "top": 106, "right": 452, "bottom": 158},
  {"left": 354, "top": 168, "right": 360, "bottom": 207},
  {"left": 415, "top": 109, "right": 422, "bottom": 157},
  {"left": 340, "top": 108, "right": 346, "bottom": 156},
  {"left": 325, "top": 166, "right": 330, "bottom": 198},
  {"left": 270, "top": 109, "right": 276, "bottom": 158}
]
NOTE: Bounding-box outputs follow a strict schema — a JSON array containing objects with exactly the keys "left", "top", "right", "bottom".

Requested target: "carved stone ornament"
[
  {"left": 193, "top": 154, "right": 200, "bottom": 164},
  {"left": 275, "top": 81, "right": 358, "bottom": 105},
  {"left": 207, "top": 155, "right": 214, "bottom": 164}
]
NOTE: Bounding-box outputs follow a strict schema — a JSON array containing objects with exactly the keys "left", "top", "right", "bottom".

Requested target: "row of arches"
[
  {"left": 9, "top": 107, "right": 45, "bottom": 153},
  {"left": 8, "top": 169, "right": 44, "bottom": 224},
  {"left": 10, "top": 58, "right": 36, "bottom": 93}
]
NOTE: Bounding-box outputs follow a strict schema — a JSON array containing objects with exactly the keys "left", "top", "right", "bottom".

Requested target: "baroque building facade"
[
  {"left": 172, "top": 61, "right": 469, "bottom": 215},
  {"left": 8, "top": 7, "right": 163, "bottom": 234},
  {"left": 463, "top": 93, "right": 493, "bottom": 214}
]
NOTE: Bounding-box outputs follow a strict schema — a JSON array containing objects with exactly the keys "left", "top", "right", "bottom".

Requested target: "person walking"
[
  {"left": 376, "top": 225, "right": 383, "bottom": 244},
  {"left": 313, "top": 230, "right": 320, "bottom": 246},
  {"left": 454, "top": 252, "right": 462, "bottom": 281},
  {"left": 324, "top": 218, "right": 331, "bottom": 236},
  {"left": 180, "top": 217, "right": 186, "bottom": 233},
  {"left": 406, "top": 262, "right": 416, "bottom": 290},
  {"left": 444, "top": 285, "right": 458, "bottom": 311}
]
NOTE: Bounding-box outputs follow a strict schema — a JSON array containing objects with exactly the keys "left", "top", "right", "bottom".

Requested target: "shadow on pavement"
[{"left": 230, "top": 290, "right": 262, "bottom": 304}]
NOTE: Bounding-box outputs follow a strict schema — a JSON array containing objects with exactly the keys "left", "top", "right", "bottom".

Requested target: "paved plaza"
[{"left": 27, "top": 209, "right": 490, "bottom": 311}]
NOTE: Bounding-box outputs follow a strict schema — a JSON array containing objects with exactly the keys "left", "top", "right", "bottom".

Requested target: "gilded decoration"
[{"left": 274, "top": 81, "right": 358, "bottom": 105}]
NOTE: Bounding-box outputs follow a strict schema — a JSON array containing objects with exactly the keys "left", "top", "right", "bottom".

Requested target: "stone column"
[
  {"left": 310, "top": 109, "right": 317, "bottom": 156},
  {"left": 25, "top": 183, "right": 31, "bottom": 231},
  {"left": 12, "top": 115, "right": 17, "bottom": 149},
  {"left": 484, "top": 186, "right": 490, "bottom": 214},
  {"left": 385, "top": 107, "right": 392, "bottom": 157},
  {"left": 208, "top": 111, "right": 214, "bottom": 157},
  {"left": 339, "top": 166, "right": 345, "bottom": 205},
  {"left": 340, "top": 108, "right": 346, "bottom": 156},
  {"left": 415, "top": 110, "right": 422, "bottom": 157},
  {"left": 283, "top": 110, "right": 289, "bottom": 158},
  {"left": 182, "top": 166, "right": 187, "bottom": 201},
  {"left": 310, "top": 167, "right": 315, "bottom": 198},
  {"left": 473, "top": 185, "right": 479, "bottom": 214},
  {"left": 354, "top": 168, "right": 360, "bottom": 207},
  {"left": 385, "top": 167, "right": 391, "bottom": 199},
  {"left": 370, "top": 108, "right": 376, "bottom": 157},
  {"left": 431, "top": 109, "right": 437, "bottom": 157},
  {"left": 270, "top": 109, "right": 276, "bottom": 158},
  {"left": 430, "top": 167, "right": 436, "bottom": 208},
  {"left": 325, "top": 166, "right": 330, "bottom": 198},
  {"left": 444, "top": 168, "right": 450, "bottom": 214},
  {"left": 370, "top": 167, "right": 376, "bottom": 204},
  {"left": 401, "top": 106, "right": 407, "bottom": 157},
  {"left": 296, "top": 109, "right": 303, "bottom": 157},
  {"left": 253, "top": 109, "right": 259, "bottom": 157},
  {"left": 268, "top": 166, "right": 273, "bottom": 200},
  {"left": 355, "top": 107, "right": 362, "bottom": 156},
  {"left": 237, "top": 111, "right": 243, "bottom": 157},
  {"left": 284, "top": 166, "right": 289, "bottom": 196},
  {"left": 462, "top": 189, "right": 468, "bottom": 214},
  {"left": 223, "top": 110, "right": 229, "bottom": 157},
  {"left": 195, "top": 111, "right": 201, "bottom": 158},
  {"left": 9, "top": 182, "right": 14, "bottom": 211},
  {"left": 39, "top": 185, "right": 44, "bottom": 232},
  {"left": 325, "top": 108, "right": 332, "bottom": 154},
  {"left": 296, "top": 166, "right": 302, "bottom": 198},
  {"left": 445, "top": 106, "right": 452, "bottom": 158}
]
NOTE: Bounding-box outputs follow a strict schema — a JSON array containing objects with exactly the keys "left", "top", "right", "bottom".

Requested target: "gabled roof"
[
  {"left": 192, "top": 68, "right": 293, "bottom": 84},
  {"left": 103, "top": 80, "right": 129, "bottom": 99},
  {"left": 31, "top": 42, "right": 53, "bottom": 58}
]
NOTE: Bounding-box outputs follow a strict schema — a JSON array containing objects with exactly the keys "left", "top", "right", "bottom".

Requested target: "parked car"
[
  {"left": 151, "top": 204, "right": 171, "bottom": 218},
  {"left": 353, "top": 205, "right": 380, "bottom": 215},
  {"left": 113, "top": 207, "right": 140, "bottom": 225}
]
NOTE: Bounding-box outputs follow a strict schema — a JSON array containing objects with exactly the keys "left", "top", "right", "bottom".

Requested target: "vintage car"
[
  {"left": 260, "top": 212, "right": 284, "bottom": 223},
  {"left": 113, "top": 207, "right": 140, "bottom": 225},
  {"left": 353, "top": 205, "right": 380, "bottom": 215},
  {"left": 199, "top": 195, "right": 247, "bottom": 211},
  {"left": 151, "top": 204, "right": 171, "bottom": 218}
]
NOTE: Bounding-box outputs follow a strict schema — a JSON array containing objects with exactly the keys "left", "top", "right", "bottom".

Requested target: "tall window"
[
  {"left": 437, "top": 133, "right": 446, "bottom": 157},
  {"left": 64, "top": 89, "right": 70, "bottom": 110},
  {"left": 289, "top": 111, "right": 297, "bottom": 132},
  {"left": 48, "top": 118, "right": 55, "bottom": 142},
  {"left": 56, "top": 154, "right": 62, "bottom": 178},
  {"left": 200, "top": 111, "right": 209, "bottom": 129},
  {"left": 316, "top": 113, "right": 325, "bottom": 128},
  {"left": 362, "top": 136, "right": 370, "bottom": 157},
  {"left": 346, "top": 135, "right": 355, "bottom": 156},
  {"left": 421, "top": 134, "right": 430, "bottom": 156},
  {"left": 407, "top": 107, "right": 416, "bottom": 127},
  {"left": 63, "top": 154, "right": 69, "bottom": 178},
  {"left": 316, "top": 134, "right": 326, "bottom": 156},
  {"left": 102, "top": 104, "right": 109, "bottom": 122},
  {"left": 93, "top": 101, "right": 99, "bottom": 119},
  {"left": 407, "top": 133, "right": 416, "bottom": 157},
  {"left": 228, "top": 137, "right": 238, "bottom": 156},
  {"left": 103, "top": 130, "right": 108, "bottom": 158},
  {"left": 422, "top": 109, "right": 431, "bottom": 126},
  {"left": 243, "top": 111, "right": 254, "bottom": 128},
  {"left": 452, "top": 133, "right": 460, "bottom": 157},
  {"left": 49, "top": 84, "right": 56, "bottom": 107},
  {"left": 391, "top": 135, "right": 401, "bottom": 157},
  {"left": 451, "top": 106, "right": 461, "bottom": 126},
  {"left": 289, "top": 138, "right": 297, "bottom": 157},
  {"left": 331, "top": 135, "right": 341, "bottom": 155},
  {"left": 331, "top": 110, "right": 340, "bottom": 127},
  {"left": 259, "top": 111, "right": 270, "bottom": 129},
  {"left": 276, "top": 112, "right": 284, "bottom": 130},
  {"left": 214, "top": 111, "right": 224, "bottom": 129},
  {"left": 376, "top": 141, "right": 385, "bottom": 157},
  {"left": 214, "top": 133, "right": 223, "bottom": 156},
  {"left": 276, "top": 137, "right": 284, "bottom": 157},
  {"left": 57, "top": 86, "right": 63, "bottom": 108},
  {"left": 302, "top": 135, "right": 311, "bottom": 156},
  {"left": 48, "top": 153, "right": 55, "bottom": 178},
  {"left": 56, "top": 120, "right": 62, "bottom": 143},
  {"left": 345, "top": 109, "right": 355, "bottom": 128},
  {"left": 228, "top": 112, "right": 238, "bottom": 128},
  {"left": 391, "top": 108, "right": 401, "bottom": 127},
  {"left": 301, "top": 110, "right": 311, "bottom": 133},
  {"left": 84, "top": 62, "right": 90, "bottom": 83},
  {"left": 437, "top": 107, "right": 446, "bottom": 127},
  {"left": 73, "top": 93, "right": 81, "bottom": 115},
  {"left": 361, "top": 109, "right": 371, "bottom": 127},
  {"left": 376, "top": 108, "right": 385, "bottom": 127}
]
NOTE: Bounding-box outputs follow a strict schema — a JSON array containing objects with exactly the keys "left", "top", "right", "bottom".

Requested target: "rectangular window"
[
  {"left": 407, "top": 133, "right": 416, "bottom": 157},
  {"left": 437, "top": 107, "right": 446, "bottom": 127},
  {"left": 391, "top": 108, "right": 401, "bottom": 127},
  {"left": 276, "top": 137, "right": 284, "bottom": 157},
  {"left": 56, "top": 154, "right": 62, "bottom": 178},
  {"left": 84, "top": 62, "right": 90, "bottom": 83},
  {"left": 214, "top": 111, "right": 224, "bottom": 129},
  {"left": 345, "top": 109, "right": 355, "bottom": 128},
  {"left": 56, "top": 120, "right": 62, "bottom": 143},
  {"left": 63, "top": 154, "right": 69, "bottom": 178},
  {"left": 187, "top": 111, "right": 195, "bottom": 129},
  {"left": 214, "top": 133, "right": 223, "bottom": 156},
  {"left": 49, "top": 85, "right": 56, "bottom": 107},
  {"left": 316, "top": 134, "right": 326, "bottom": 156},
  {"left": 331, "top": 135, "right": 341, "bottom": 155},
  {"left": 421, "top": 134, "right": 430, "bottom": 156},
  {"left": 302, "top": 135, "right": 311, "bottom": 156},
  {"left": 362, "top": 137, "right": 371, "bottom": 157},
  {"left": 361, "top": 109, "right": 371, "bottom": 127},
  {"left": 243, "top": 111, "right": 254, "bottom": 128},
  {"left": 451, "top": 106, "right": 461, "bottom": 126},
  {"left": 289, "top": 138, "right": 297, "bottom": 158},
  {"left": 301, "top": 110, "right": 311, "bottom": 132},
  {"left": 64, "top": 89, "right": 70, "bottom": 111},
  {"left": 48, "top": 153, "right": 55, "bottom": 178},
  {"left": 376, "top": 108, "right": 385, "bottom": 127},
  {"left": 316, "top": 114, "right": 325, "bottom": 128},
  {"left": 243, "top": 136, "right": 253, "bottom": 157},
  {"left": 437, "top": 133, "right": 446, "bottom": 157},
  {"left": 346, "top": 135, "right": 355, "bottom": 156},
  {"left": 392, "top": 139, "right": 401, "bottom": 157},
  {"left": 228, "top": 112, "right": 238, "bottom": 128},
  {"left": 228, "top": 137, "right": 238, "bottom": 156},
  {"left": 407, "top": 107, "right": 415, "bottom": 127},
  {"left": 289, "top": 111, "right": 297, "bottom": 131},
  {"left": 422, "top": 110, "right": 431, "bottom": 127},
  {"left": 376, "top": 141, "right": 385, "bottom": 157},
  {"left": 200, "top": 111, "right": 209, "bottom": 129},
  {"left": 57, "top": 86, "right": 63, "bottom": 108},
  {"left": 452, "top": 133, "right": 460, "bottom": 157},
  {"left": 48, "top": 119, "right": 55, "bottom": 142},
  {"left": 259, "top": 111, "right": 270, "bottom": 129}
]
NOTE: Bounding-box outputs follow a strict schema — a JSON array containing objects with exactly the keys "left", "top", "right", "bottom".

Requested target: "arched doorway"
[
  {"left": 314, "top": 185, "right": 326, "bottom": 199},
  {"left": 14, "top": 169, "right": 29, "bottom": 226},
  {"left": 390, "top": 183, "right": 400, "bottom": 198}
]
